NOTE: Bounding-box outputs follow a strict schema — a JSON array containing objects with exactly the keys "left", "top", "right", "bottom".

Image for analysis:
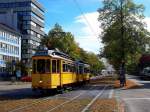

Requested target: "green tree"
[
  {"left": 41, "top": 23, "right": 81, "bottom": 59},
  {"left": 41, "top": 23, "right": 105, "bottom": 74},
  {"left": 98, "top": 0, "right": 150, "bottom": 72},
  {"left": 85, "top": 52, "right": 105, "bottom": 75},
  {"left": 41, "top": 23, "right": 65, "bottom": 50}
]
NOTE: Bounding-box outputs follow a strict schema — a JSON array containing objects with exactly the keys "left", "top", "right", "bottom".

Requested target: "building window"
[
  {"left": 0, "top": 54, "right": 2, "bottom": 60},
  {"left": 31, "top": 21, "right": 36, "bottom": 27},
  {"left": 31, "top": 12, "right": 44, "bottom": 23},
  {"left": 0, "top": 2, "right": 31, "bottom": 8},
  {"left": 31, "top": 3, "right": 44, "bottom": 14}
]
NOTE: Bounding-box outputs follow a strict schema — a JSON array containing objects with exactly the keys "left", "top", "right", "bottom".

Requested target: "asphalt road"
[
  {"left": 0, "top": 82, "right": 33, "bottom": 99},
  {"left": 0, "top": 81, "right": 114, "bottom": 112},
  {"left": 0, "top": 83, "right": 113, "bottom": 99},
  {"left": 115, "top": 75, "right": 150, "bottom": 112}
]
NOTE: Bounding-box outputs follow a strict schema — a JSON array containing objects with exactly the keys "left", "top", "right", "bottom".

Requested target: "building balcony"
[
  {"left": 0, "top": 36, "right": 20, "bottom": 46},
  {"left": 0, "top": 48, "right": 20, "bottom": 57}
]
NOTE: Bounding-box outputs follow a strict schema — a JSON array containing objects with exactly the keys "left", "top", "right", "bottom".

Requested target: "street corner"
[{"left": 113, "top": 79, "right": 143, "bottom": 90}]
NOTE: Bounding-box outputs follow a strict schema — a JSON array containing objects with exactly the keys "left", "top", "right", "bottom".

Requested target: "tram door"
[{"left": 51, "top": 59, "right": 61, "bottom": 88}]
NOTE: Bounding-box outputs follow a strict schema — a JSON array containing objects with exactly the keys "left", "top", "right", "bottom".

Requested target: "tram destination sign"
[{"left": 35, "top": 50, "right": 49, "bottom": 56}]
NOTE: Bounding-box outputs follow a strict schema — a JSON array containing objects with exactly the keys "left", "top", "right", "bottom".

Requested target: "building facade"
[
  {"left": 0, "top": 0, "right": 45, "bottom": 70},
  {"left": 0, "top": 23, "right": 21, "bottom": 73}
]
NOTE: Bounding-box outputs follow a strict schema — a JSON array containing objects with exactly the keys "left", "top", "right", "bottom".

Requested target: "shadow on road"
[
  {"left": 0, "top": 88, "right": 44, "bottom": 100},
  {"left": 0, "top": 84, "right": 111, "bottom": 101},
  {"left": 128, "top": 75, "right": 150, "bottom": 89}
]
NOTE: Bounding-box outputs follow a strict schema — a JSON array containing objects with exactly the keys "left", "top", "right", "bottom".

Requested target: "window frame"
[
  {"left": 45, "top": 59, "right": 50, "bottom": 73},
  {"left": 52, "top": 59, "right": 57, "bottom": 73}
]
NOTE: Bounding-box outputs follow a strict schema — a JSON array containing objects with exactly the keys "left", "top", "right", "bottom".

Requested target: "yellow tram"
[{"left": 32, "top": 50, "right": 90, "bottom": 91}]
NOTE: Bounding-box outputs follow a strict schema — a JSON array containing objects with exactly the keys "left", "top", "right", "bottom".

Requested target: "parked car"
[
  {"left": 21, "top": 76, "right": 32, "bottom": 82},
  {"left": 140, "top": 67, "right": 150, "bottom": 79}
]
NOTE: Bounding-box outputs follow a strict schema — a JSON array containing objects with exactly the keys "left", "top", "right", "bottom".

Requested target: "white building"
[{"left": 0, "top": 23, "right": 21, "bottom": 73}]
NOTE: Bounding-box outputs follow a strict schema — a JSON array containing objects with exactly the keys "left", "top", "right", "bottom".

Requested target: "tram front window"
[
  {"left": 45, "top": 59, "right": 50, "bottom": 73},
  {"left": 37, "top": 59, "right": 45, "bottom": 73},
  {"left": 33, "top": 60, "right": 36, "bottom": 74},
  {"left": 52, "top": 60, "right": 56, "bottom": 73}
]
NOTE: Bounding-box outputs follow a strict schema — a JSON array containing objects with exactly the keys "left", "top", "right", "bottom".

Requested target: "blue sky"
[{"left": 38, "top": 0, "right": 150, "bottom": 54}]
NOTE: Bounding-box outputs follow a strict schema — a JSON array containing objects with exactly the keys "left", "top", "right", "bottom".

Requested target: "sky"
[{"left": 38, "top": 0, "right": 150, "bottom": 54}]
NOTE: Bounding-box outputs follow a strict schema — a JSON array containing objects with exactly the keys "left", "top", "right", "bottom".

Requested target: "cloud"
[
  {"left": 144, "top": 17, "right": 150, "bottom": 32},
  {"left": 73, "top": 11, "right": 103, "bottom": 54},
  {"left": 75, "top": 12, "right": 101, "bottom": 37},
  {"left": 72, "top": 12, "right": 150, "bottom": 54}
]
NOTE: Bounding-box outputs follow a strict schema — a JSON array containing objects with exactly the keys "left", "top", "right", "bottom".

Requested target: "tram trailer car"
[
  {"left": 32, "top": 50, "right": 90, "bottom": 92},
  {"left": 76, "top": 61, "right": 90, "bottom": 83}
]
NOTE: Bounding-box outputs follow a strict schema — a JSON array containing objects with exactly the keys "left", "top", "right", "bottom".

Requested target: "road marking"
[
  {"left": 109, "top": 88, "right": 114, "bottom": 99},
  {"left": 124, "top": 98, "right": 150, "bottom": 100},
  {"left": 81, "top": 86, "right": 107, "bottom": 112},
  {"left": 46, "top": 85, "right": 96, "bottom": 112}
]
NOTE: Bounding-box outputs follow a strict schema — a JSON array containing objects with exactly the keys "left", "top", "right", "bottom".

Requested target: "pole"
[
  {"left": 120, "top": 0, "right": 126, "bottom": 86},
  {"left": 120, "top": 0, "right": 125, "bottom": 64}
]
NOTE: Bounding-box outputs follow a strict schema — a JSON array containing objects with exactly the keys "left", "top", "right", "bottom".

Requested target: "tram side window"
[
  {"left": 68, "top": 64, "right": 72, "bottom": 72},
  {"left": 45, "top": 59, "right": 50, "bottom": 73},
  {"left": 79, "top": 66, "right": 83, "bottom": 74},
  {"left": 63, "top": 63, "right": 68, "bottom": 72},
  {"left": 84, "top": 68, "right": 89, "bottom": 73},
  {"left": 37, "top": 59, "right": 45, "bottom": 73},
  {"left": 70, "top": 65, "right": 74, "bottom": 72},
  {"left": 32, "top": 60, "right": 36, "bottom": 74},
  {"left": 52, "top": 60, "right": 57, "bottom": 73},
  {"left": 63, "top": 63, "right": 74, "bottom": 72}
]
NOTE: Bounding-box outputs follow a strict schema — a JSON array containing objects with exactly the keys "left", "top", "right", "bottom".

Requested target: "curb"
[
  {"left": 115, "top": 89, "right": 125, "bottom": 112},
  {"left": 128, "top": 79, "right": 144, "bottom": 86}
]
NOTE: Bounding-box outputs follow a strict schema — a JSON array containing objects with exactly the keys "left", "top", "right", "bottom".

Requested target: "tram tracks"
[
  {"left": 0, "top": 90, "right": 71, "bottom": 112},
  {"left": 8, "top": 91, "right": 82, "bottom": 112},
  {"left": 45, "top": 85, "right": 107, "bottom": 112},
  {"left": 0, "top": 85, "right": 108, "bottom": 112},
  {"left": 81, "top": 86, "right": 107, "bottom": 112},
  {"left": 4, "top": 85, "right": 92, "bottom": 112}
]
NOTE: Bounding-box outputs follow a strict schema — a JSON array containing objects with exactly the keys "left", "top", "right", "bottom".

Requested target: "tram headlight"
[{"left": 39, "top": 81, "right": 43, "bottom": 83}]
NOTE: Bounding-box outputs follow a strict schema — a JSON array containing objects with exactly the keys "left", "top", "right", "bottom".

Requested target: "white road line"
[
  {"left": 46, "top": 86, "right": 96, "bottom": 112},
  {"left": 10, "top": 85, "right": 94, "bottom": 112},
  {"left": 81, "top": 86, "right": 107, "bottom": 112},
  {"left": 124, "top": 98, "right": 150, "bottom": 100},
  {"left": 109, "top": 88, "right": 114, "bottom": 99}
]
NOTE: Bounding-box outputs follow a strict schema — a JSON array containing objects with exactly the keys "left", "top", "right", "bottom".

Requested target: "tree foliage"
[
  {"left": 41, "top": 23, "right": 81, "bottom": 59},
  {"left": 41, "top": 23, "right": 105, "bottom": 74},
  {"left": 98, "top": 0, "right": 150, "bottom": 72}
]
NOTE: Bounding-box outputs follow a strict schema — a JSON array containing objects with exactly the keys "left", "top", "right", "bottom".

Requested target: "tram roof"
[
  {"left": 33, "top": 50, "right": 73, "bottom": 61},
  {"left": 33, "top": 50, "right": 90, "bottom": 66},
  {"left": 75, "top": 60, "right": 90, "bottom": 67}
]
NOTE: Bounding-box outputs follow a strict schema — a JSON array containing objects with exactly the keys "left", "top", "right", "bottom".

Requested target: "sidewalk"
[
  {"left": 0, "top": 81, "right": 11, "bottom": 85},
  {"left": 114, "top": 76, "right": 150, "bottom": 112},
  {"left": 0, "top": 81, "right": 31, "bottom": 85},
  {"left": 0, "top": 82, "right": 31, "bottom": 93}
]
